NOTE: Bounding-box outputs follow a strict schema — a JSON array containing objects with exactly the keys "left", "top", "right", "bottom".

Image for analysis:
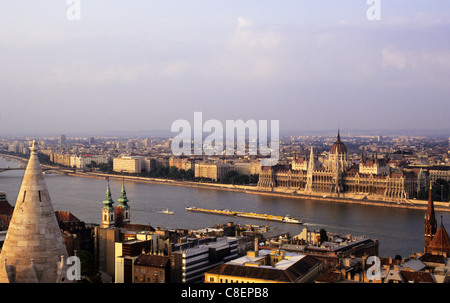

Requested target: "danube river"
[{"left": 0, "top": 157, "right": 448, "bottom": 258}]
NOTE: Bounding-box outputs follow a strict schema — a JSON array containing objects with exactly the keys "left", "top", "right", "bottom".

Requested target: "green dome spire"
[
  {"left": 102, "top": 182, "right": 114, "bottom": 210},
  {"left": 117, "top": 181, "right": 129, "bottom": 208}
]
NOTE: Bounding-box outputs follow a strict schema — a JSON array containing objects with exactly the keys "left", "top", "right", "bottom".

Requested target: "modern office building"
[{"left": 170, "top": 236, "right": 240, "bottom": 283}]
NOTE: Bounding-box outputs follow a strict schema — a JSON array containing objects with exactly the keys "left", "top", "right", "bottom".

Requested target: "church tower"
[
  {"left": 0, "top": 141, "right": 70, "bottom": 283},
  {"left": 101, "top": 182, "right": 116, "bottom": 228},
  {"left": 426, "top": 216, "right": 450, "bottom": 257},
  {"left": 424, "top": 184, "right": 437, "bottom": 252},
  {"left": 116, "top": 181, "right": 130, "bottom": 225}
]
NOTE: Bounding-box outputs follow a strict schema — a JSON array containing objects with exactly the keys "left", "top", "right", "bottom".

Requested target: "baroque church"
[
  {"left": 257, "top": 130, "right": 416, "bottom": 203},
  {"left": 100, "top": 180, "right": 131, "bottom": 228}
]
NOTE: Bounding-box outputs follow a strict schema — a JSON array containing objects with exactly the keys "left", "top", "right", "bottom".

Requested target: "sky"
[{"left": 0, "top": 1, "right": 449, "bottom": 136}]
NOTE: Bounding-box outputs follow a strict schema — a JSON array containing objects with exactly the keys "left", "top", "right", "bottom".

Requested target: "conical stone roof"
[{"left": 0, "top": 141, "right": 69, "bottom": 283}]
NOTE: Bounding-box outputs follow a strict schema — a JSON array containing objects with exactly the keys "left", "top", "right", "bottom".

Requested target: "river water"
[{"left": 1, "top": 157, "right": 448, "bottom": 258}]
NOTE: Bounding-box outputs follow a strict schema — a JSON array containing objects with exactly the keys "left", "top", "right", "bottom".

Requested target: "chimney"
[{"left": 254, "top": 238, "right": 259, "bottom": 256}]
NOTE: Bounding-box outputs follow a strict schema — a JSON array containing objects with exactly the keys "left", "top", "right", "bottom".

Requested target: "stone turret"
[{"left": 0, "top": 141, "right": 70, "bottom": 283}]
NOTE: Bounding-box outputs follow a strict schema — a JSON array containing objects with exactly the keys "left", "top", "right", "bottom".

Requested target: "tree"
[
  {"left": 319, "top": 228, "right": 328, "bottom": 244},
  {"left": 433, "top": 179, "right": 449, "bottom": 202},
  {"left": 78, "top": 249, "right": 101, "bottom": 283},
  {"left": 417, "top": 189, "right": 428, "bottom": 200},
  {"left": 220, "top": 170, "right": 251, "bottom": 185}
]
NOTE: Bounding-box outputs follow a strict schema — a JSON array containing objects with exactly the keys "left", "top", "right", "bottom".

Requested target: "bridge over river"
[{"left": 0, "top": 154, "right": 75, "bottom": 174}]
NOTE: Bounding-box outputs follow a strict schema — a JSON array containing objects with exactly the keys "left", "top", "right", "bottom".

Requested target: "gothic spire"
[
  {"left": 427, "top": 183, "right": 436, "bottom": 224},
  {"left": 424, "top": 183, "right": 437, "bottom": 252},
  {"left": 307, "top": 146, "right": 315, "bottom": 172}
]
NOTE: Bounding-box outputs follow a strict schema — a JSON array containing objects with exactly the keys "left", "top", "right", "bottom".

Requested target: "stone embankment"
[{"left": 1, "top": 153, "right": 448, "bottom": 213}]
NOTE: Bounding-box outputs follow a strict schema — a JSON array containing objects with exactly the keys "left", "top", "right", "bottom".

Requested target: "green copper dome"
[
  {"left": 102, "top": 182, "right": 115, "bottom": 210},
  {"left": 117, "top": 181, "right": 129, "bottom": 208}
]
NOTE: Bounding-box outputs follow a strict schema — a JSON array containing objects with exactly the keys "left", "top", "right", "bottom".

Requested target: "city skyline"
[{"left": 0, "top": 1, "right": 449, "bottom": 137}]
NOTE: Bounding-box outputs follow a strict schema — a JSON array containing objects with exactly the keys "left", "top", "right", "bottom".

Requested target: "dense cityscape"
[
  {"left": 1, "top": 1, "right": 449, "bottom": 300},
  {"left": 0, "top": 131, "right": 449, "bottom": 286}
]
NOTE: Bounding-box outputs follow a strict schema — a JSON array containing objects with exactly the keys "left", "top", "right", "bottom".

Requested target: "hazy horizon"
[
  {"left": 2, "top": 127, "right": 449, "bottom": 139},
  {"left": 0, "top": 1, "right": 449, "bottom": 136}
]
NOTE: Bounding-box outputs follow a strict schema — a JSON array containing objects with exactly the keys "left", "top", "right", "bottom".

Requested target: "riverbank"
[
  {"left": 2, "top": 153, "right": 448, "bottom": 213},
  {"left": 61, "top": 169, "right": 450, "bottom": 213}
]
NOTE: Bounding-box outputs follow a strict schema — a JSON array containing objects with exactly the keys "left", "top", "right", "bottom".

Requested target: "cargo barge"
[{"left": 185, "top": 206, "right": 303, "bottom": 224}]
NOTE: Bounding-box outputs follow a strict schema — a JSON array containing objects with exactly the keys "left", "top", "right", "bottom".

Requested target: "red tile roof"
[
  {"left": 400, "top": 270, "right": 435, "bottom": 283},
  {"left": 134, "top": 254, "right": 169, "bottom": 268}
]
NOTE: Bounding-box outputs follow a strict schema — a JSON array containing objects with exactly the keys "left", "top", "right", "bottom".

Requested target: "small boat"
[
  {"left": 161, "top": 208, "right": 174, "bottom": 215},
  {"left": 282, "top": 216, "right": 303, "bottom": 224}
]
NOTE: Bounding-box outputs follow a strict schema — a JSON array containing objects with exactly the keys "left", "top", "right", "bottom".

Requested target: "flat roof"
[{"left": 229, "top": 249, "right": 306, "bottom": 270}]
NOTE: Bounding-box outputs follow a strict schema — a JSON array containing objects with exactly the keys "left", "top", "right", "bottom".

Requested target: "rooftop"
[
  {"left": 207, "top": 249, "right": 321, "bottom": 282},
  {"left": 229, "top": 249, "right": 306, "bottom": 271}
]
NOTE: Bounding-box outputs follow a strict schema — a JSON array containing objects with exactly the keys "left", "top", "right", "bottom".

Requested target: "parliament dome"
[{"left": 330, "top": 130, "right": 347, "bottom": 154}]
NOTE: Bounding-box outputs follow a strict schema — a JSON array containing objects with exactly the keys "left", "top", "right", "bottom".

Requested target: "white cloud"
[
  {"left": 382, "top": 46, "right": 450, "bottom": 71},
  {"left": 163, "top": 60, "right": 190, "bottom": 77},
  {"left": 230, "top": 17, "right": 281, "bottom": 51},
  {"left": 214, "top": 17, "right": 284, "bottom": 80},
  {"left": 41, "top": 61, "right": 149, "bottom": 85},
  {"left": 421, "top": 51, "right": 450, "bottom": 69},
  {"left": 384, "top": 13, "right": 450, "bottom": 28},
  {"left": 235, "top": 16, "right": 253, "bottom": 32},
  {"left": 382, "top": 47, "right": 410, "bottom": 70}
]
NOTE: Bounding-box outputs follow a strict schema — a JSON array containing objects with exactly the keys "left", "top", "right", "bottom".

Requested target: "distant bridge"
[
  {"left": 0, "top": 166, "right": 75, "bottom": 174},
  {"left": 0, "top": 167, "right": 25, "bottom": 173},
  {"left": 0, "top": 154, "right": 76, "bottom": 174}
]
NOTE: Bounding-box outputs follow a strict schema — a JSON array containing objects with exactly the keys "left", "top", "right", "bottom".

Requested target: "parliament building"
[{"left": 257, "top": 131, "right": 416, "bottom": 203}]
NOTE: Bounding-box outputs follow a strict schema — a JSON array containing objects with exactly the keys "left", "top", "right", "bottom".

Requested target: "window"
[{"left": 38, "top": 190, "right": 41, "bottom": 202}]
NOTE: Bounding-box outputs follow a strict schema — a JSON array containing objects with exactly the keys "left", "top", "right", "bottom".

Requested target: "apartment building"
[
  {"left": 113, "top": 156, "right": 156, "bottom": 174},
  {"left": 169, "top": 156, "right": 194, "bottom": 171},
  {"left": 194, "top": 163, "right": 232, "bottom": 181},
  {"left": 71, "top": 154, "right": 109, "bottom": 169}
]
